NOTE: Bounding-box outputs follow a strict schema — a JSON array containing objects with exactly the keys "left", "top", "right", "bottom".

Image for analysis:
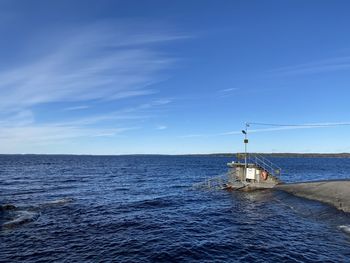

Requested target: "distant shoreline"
[
  {"left": 185, "top": 153, "right": 350, "bottom": 158},
  {"left": 1, "top": 153, "right": 350, "bottom": 158}
]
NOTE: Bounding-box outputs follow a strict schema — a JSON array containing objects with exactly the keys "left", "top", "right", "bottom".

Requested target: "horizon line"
[{"left": 1, "top": 152, "right": 350, "bottom": 156}]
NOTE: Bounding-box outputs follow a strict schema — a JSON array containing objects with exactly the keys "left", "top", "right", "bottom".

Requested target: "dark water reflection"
[{"left": 1, "top": 155, "right": 350, "bottom": 262}]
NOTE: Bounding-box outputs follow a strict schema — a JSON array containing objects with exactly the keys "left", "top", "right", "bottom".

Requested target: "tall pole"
[
  {"left": 242, "top": 123, "right": 249, "bottom": 182},
  {"left": 244, "top": 127, "right": 247, "bottom": 171},
  {"left": 244, "top": 123, "right": 248, "bottom": 179}
]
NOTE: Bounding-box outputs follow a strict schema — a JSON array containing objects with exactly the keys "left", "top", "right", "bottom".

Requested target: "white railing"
[
  {"left": 248, "top": 153, "right": 282, "bottom": 178},
  {"left": 192, "top": 172, "right": 238, "bottom": 190}
]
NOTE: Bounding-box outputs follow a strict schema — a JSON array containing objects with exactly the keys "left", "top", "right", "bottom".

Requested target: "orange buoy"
[{"left": 261, "top": 170, "right": 268, "bottom": 180}]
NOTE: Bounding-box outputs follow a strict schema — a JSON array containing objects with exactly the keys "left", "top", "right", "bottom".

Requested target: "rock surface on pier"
[{"left": 276, "top": 180, "right": 350, "bottom": 213}]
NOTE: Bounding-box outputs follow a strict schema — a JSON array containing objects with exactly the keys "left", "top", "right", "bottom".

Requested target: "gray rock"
[{"left": 276, "top": 180, "right": 350, "bottom": 213}]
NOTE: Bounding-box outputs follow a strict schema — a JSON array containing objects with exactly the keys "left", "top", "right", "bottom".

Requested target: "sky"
[{"left": 1, "top": 0, "right": 350, "bottom": 154}]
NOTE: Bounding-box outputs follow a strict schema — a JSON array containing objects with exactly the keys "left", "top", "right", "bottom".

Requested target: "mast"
[{"left": 242, "top": 123, "right": 249, "bottom": 181}]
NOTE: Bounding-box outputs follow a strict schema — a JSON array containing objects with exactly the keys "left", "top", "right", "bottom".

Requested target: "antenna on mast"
[{"left": 242, "top": 122, "right": 249, "bottom": 180}]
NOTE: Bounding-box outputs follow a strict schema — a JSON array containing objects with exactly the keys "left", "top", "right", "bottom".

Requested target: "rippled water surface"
[{"left": 1, "top": 155, "right": 350, "bottom": 262}]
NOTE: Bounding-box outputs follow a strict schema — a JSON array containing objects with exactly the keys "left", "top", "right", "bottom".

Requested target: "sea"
[{"left": 1, "top": 155, "right": 350, "bottom": 262}]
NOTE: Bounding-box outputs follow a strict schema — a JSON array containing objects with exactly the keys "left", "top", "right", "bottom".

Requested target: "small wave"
[
  {"left": 40, "top": 197, "right": 74, "bottom": 207},
  {"left": 2, "top": 210, "right": 40, "bottom": 229},
  {"left": 127, "top": 197, "right": 176, "bottom": 210},
  {"left": 338, "top": 225, "right": 350, "bottom": 235},
  {"left": 1, "top": 198, "right": 73, "bottom": 230}
]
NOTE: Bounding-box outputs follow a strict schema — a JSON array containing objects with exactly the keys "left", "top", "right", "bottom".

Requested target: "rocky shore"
[{"left": 276, "top": 180, "right": 350, "bottom": 213}]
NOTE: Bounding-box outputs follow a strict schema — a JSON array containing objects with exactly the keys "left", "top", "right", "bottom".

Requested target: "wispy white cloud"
[
  {"left": 56, "top": 99, "right": 171, "bottom": 126},
  {"left": 217, "top": 87, "right": 239, "bottom": 98},
  {"left": 267, "top": 56, "right": 350, "bottom": 76},
  {"left": 0, "top": 98, "right": 171, "bottom": 150},
  {"left": 0, "top": 125, "right": 138, "bottom": 152},
  {"left": 219, "top": 88, "right": 238, "bottom": 93},
  {"left": 0, "top": 49, "right": 166, "bottom": 113},
  {"left": 0, "top": 21, "right": 184, "bottom": 152},
  {"left": 0, "top": 110, "right": 35, "bottom": 127},
  {"left": 63, "top": 105, "right": 90, "bottom": 111},
  {"left": 180, "top": 122, "right": 350, "bottom": 138},
  {"left": 156, "top": 125, "right": 167, "bottom": 130},
  {"left": 0, "top": 22, "right": 186, "bottom": 113}
]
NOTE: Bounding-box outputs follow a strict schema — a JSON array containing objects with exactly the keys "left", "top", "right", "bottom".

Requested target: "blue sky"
[{"left": 1, "top": 0, "right": 350, "bottom": 154}]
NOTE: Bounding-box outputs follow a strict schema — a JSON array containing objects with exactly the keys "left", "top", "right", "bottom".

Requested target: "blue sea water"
[{"left": 1, "top": 155, "right": 350, "bottom": 262}]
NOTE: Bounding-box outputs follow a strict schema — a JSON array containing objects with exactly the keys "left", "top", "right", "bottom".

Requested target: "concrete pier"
[{"left": 276, "top": 180, "right": 350, "bottom": 213}]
